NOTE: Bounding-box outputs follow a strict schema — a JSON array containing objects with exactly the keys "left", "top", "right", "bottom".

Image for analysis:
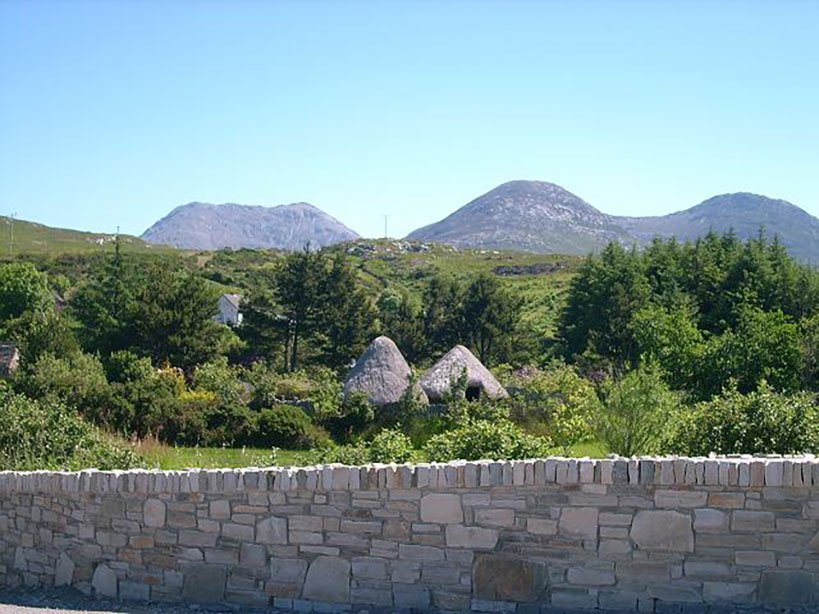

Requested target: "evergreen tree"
[{"left": 460, "top": 273, "right": 523, "bottom": 366}]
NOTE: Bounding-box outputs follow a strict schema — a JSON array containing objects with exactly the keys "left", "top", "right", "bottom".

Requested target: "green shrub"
[
  {"left": 0, "top": 390, "right": 142, "bottom": 471},
  {"left": 665, "top": 384, "right": 819, "bottom": 456},
  {"left": 311, "top": 442, "right": 370, "bottom": 465},
  {"left": 424, "top": 418, "right": 551, "bottom": 462},
  {"left": 503, "top": 363, "right": 598, "bottom": 453},
  {"left": 255, "top": 404, "right": 318, "bottom": 449},
  {"left": 247, "top": 365, "right": 342, "bottom": 420},
  {"left": 367, "top": 428, "right": 416, "bottom": 463},
  {"left": 15, "top": 352, "right": 116, "bottom": 426},
  {"left": 594, "top": 363, "right": 678, "bottom": 457},
  {"left": 327, "top": 391, "right": 375, "bottom": 441}
]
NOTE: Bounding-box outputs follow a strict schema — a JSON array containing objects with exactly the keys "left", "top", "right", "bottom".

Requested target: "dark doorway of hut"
[{"left": 466, "top": 386, "right": 481, "bottom": 401}]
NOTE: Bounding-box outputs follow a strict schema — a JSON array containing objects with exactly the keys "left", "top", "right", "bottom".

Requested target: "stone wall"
[{"left": 1, "top": 457, "right": 818, "bottom": 612}]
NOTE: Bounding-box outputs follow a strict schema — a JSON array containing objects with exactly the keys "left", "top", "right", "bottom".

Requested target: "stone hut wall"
[{"left": 1, "top": 457, "right": 818, "bottom": 612}]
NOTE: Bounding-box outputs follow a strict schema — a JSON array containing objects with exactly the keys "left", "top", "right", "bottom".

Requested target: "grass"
[
  {"left": 134, "top": 441, "right": 313, "bottom": 470},
  {"left": 136, "top": 439, "right": 608, "bottom": 470},
  {"left": 0, "top": 215, "right": 174, "bottom": 256}
]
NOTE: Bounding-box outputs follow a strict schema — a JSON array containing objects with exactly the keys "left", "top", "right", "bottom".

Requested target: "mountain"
[
  {"left": 407, "top": 182, "right": 819, "bottom": 262},
  {"left": 0, "top": 216, "right": 160, "bottom": 255},
  {"left": 612, "top": 193, "right": 819, "bottom": 263},
  {"left": 407, "top": 180, "right": 632, "bottom": 254},
  {"left": 142, "top": 202, "right": 360, "bottom": 251}
]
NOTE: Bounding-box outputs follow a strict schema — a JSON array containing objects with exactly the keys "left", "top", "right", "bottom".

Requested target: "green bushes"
[
  {"left": 0, "top": 390, "right": 142, "bottom": 471},
  {"left": 425, "top": 419, "right": 551, "bottom": 462},
  {"left": 502, "top": 364, "right": 598, "bottom": 453},
  {"left": 594, "top": 363, "right": 678, "bottom": 457},
  {"left": 255, "top": 405, "right": 330, "bottom": 449},
  {"left": 666, "top": 384, "right": 819, "bottom": 456}
]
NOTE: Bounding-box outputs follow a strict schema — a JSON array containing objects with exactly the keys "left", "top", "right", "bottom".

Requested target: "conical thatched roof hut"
[
  {"left": 420, "top": 345, "right": 509, "bottom": 403},
  {"left": 344, "top": 336, "right": 428, "bottom": 406}
]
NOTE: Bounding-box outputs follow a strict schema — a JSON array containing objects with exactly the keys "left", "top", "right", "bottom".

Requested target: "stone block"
[
  {"left": 143, "top": 498, "right": 166, "bottom": 528},
  {"left": 240, "top": 543, "right": 267, "bottom": 565},
  {"left": 119, "top": 581, "right": 150, "bottom": 601},
  {"left": 398, "top": 544, "right": 445, "bottom": 561},
  {"left": 54, "top": 552, "right": 74, "bottom": 587},
  {"left": 693, "top": 508, "right": 728, "bottom": 533},
  {"left": 759, "top": 570, "right": 816, "bottom": 605},
  {"left": 567, "top": 565, "right": 615, "bottom": 586},
  {"left": 445, "top": 525, "right": 499, "bottom": 549},
  {"left": 683, "top": 561, "right": 732, "bottom": 578},
  {"left": 182, "top": 565, "right": 226, "bottom": 603},
  {"left": 703, "top": 582, "right": 755, "bottom": 603},
  {"left": 654, "top": 490, "right": 708, "bottom": 508},
  {"left": 527, "top": 518, "right": 557, "bottom": 536},
  {"left": 222, "top": 522, "right": 254, "bottom": 541},
  {"left": 302, "top": 556, "right": 350, "bottom": 603},
  {"left": 257, "top": 515, "right": 288, "bottom": 544},
  {"left": 558, "top": 507, "right": 598, "bottom": 540},
  {"left": 270, "top": 557, "right": 308, "bottom": 585},
  {"left": 735, "top": 550, "right": 776, "bottom": 567},
  {"left": 352, "top": 556, "right": 389, "bottom": 580},
  {"left": 420, "top": 493, "right": 463, "bottom": 524},
  {"left": 210, "top": 499, "right": 230, "bottom": 520},
  {"left": 631, "top": 510, "right": 694, "bottom": 552},
  {"left": 472, "top": 554, "right": 548, "bottom": 603},
  {"left": 732, "top": 510, "right": 775, "bottom": 532},
  {"left": 708, "top": 492, "right": 744, "bottom": 509},
  {"left": 178, "top": 530, "right": 217, "bottom": 548},
  {"left": 92, "top": 563, "right": 118, "bottom": 599},
  {"left": 475, "top": 508, "right": 514, "bottom": 528},
  {"left": 393, "top": 585, "right": 429, "bottom": 609}
]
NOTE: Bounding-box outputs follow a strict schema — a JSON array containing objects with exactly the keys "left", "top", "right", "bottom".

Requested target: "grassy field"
[
  {"left": 137, "top": 440, "right": 607, "bottom": 471},
  {"left": 0, "top": 215, "right": 172, "bottom": 256}
]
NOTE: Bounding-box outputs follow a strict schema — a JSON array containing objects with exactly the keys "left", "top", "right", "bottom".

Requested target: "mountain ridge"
[
  {"left": 141, "top": 201, "right": 360, "bottom": 251},
  {"left": 407, "top": 181, "right": 819, "bottom": 262}
]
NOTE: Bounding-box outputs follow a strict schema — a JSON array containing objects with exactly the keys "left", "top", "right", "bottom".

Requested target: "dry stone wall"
[{"left": 2, "top": 457, "right": 819, "bottom": 612}]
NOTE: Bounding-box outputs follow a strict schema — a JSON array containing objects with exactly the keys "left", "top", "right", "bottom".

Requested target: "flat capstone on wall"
[{"left": 1, "top": 456, "right": 819, "bottom": 612}]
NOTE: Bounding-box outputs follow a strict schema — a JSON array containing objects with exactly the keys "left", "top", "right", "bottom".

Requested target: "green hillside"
[
  {"left": 197, "top": 240, "right": 582, "bottom": 341},
  {"left": 0, "top": 215, "right": 171, "bottom": 255}
]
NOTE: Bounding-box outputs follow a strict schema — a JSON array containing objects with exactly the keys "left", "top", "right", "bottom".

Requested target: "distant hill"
[
  {"left": 612, "top": 193, "right": 819, "bottom": 263},
  {"left": 407, "top": 182, "right": 819, "bottom": 262},
  {"left": 142, "top": 202, "right": 360, "bottom": 251},
  {"left": 407, "top": 180, "right": 631, "bottom": 254},
  {"left": 0, "top": 216, "right": 159, "bottom": 256}
]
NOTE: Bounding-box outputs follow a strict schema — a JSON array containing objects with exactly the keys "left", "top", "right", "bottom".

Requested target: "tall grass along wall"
[{"left": 1, "top": 456, "right": 819, "bottom": 612}]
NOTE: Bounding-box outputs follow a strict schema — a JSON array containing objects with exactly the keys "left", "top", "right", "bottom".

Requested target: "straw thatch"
[
  {"left": 420, "top": 345, "right": 509, "bottom": 403},
  {"left": 344, "top": 336, "right": 428, "bottom": 406}
]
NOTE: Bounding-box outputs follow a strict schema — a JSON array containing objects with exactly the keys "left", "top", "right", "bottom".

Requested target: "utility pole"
[{"left": 8, "top": 212, "right": 16, "bottom": 256}]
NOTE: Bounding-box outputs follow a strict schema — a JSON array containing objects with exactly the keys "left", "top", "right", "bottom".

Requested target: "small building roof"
[
  {"left": 344, "top": 336, "right": 428, "bottom": 406},
  {"left": 419, "top": 345, "right": 508, "bottom": 403},
  {"left": 220, "top": 293, "right": 242, "bottom": 309},
  {"left": 0, "top": 343, "right": 20, "bottom": 378}
]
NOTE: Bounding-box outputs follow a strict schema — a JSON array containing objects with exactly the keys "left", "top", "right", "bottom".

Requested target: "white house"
[{"left": 216, "top": 293, "right": 243, "bottom": 326}]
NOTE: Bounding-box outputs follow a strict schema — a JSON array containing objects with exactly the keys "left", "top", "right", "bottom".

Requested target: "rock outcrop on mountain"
[
  {"left": 407, "top": 181, "right": 631, "bottom": 254},
  {"left": 142, "top": 202, "right": 359, "bottom": 251},
  {"left": 408, "top": 182, "right": 819, "bottom": 261}
]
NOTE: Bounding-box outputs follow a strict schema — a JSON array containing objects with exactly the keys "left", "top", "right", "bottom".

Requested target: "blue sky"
[{"left": 1, "top": 0, "right": 818, "bottom": 239}]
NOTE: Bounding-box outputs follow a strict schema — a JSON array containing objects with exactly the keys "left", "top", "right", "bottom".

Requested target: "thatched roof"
[
  {"left": 420, "top": 345, "right": 509, "bottom": 402},
  {"left": 344, "top": 336, "right": 428, "bottom": 406}
]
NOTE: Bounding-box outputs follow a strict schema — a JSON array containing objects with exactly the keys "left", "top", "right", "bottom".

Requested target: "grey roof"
[
  {"left": 419, "top": 345, "right": 509, "bottom": 402},
  {"left": 221, "top": 293, "right": 242, "bottom": 309},
  {"left": 344, "top": 336, "right": 428, "bottom": 406},
  {"left": 0, "top": 344, "right": 20, "bottom": 377}
]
